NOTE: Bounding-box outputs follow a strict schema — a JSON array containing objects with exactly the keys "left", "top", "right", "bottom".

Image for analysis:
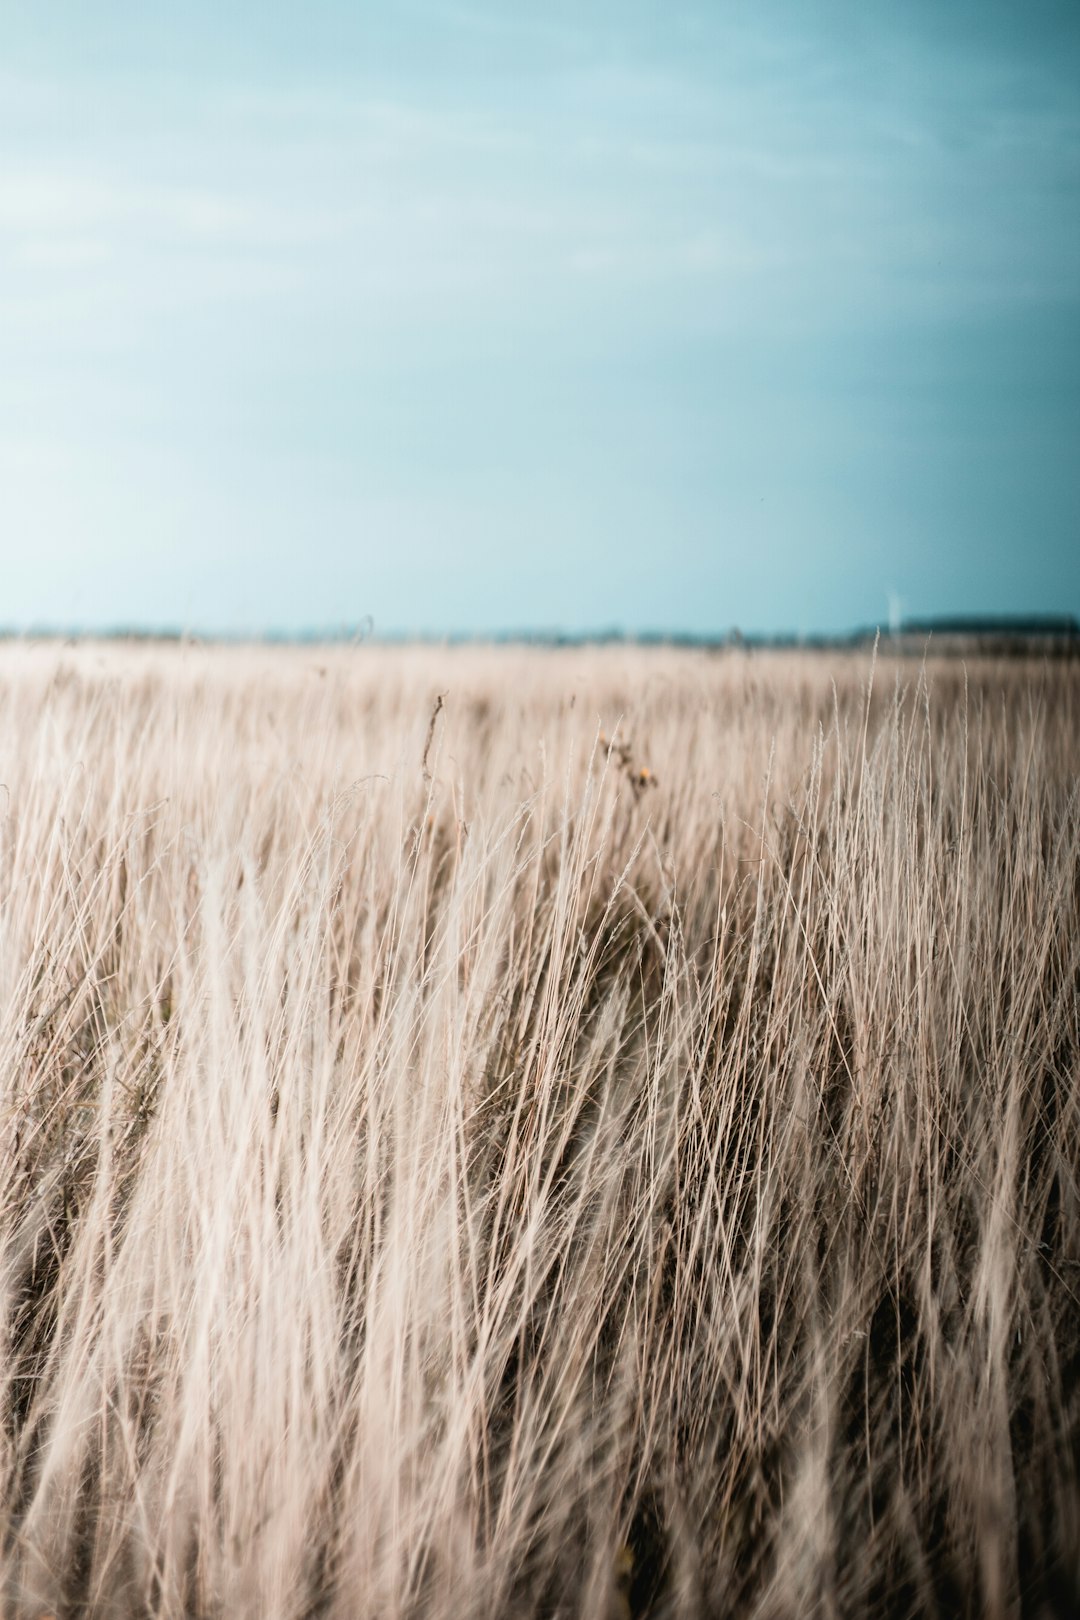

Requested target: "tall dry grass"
[{"left": 0, "top": 641, "right": 1077, "bottom": 1619}]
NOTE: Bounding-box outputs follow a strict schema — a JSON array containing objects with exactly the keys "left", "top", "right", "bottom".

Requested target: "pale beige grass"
[{"left": 0, "top": 641, "right": 1077, "bottom": 1618}]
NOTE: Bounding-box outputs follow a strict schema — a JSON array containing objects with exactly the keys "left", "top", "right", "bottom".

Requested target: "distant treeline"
[{"left": 1, "top": 614, "right": 1078, "bottom": 653}]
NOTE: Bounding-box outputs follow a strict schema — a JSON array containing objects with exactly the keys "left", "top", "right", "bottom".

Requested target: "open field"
[{"left": 0, "top": 642, "right": 1077, "bottom": 1619}]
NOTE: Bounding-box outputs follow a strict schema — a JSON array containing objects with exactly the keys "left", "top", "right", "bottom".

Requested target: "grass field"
[{"left": 0, "top": 641, "right": 1077, "bottom": 1619}]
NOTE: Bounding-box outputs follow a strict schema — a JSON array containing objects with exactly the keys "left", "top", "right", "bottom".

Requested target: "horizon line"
[{"left": 2, "top": 614, "right": 1079, "bottom": 652}]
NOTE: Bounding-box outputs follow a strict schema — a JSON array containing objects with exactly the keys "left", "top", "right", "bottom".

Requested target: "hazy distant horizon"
[{"left": 4, "top": 612, "right": 1078, "bottom": 650}]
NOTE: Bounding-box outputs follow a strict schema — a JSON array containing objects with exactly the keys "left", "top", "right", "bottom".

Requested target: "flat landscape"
[{"left": 1, "top": 642, "right": 1077, "bottom": 1618}]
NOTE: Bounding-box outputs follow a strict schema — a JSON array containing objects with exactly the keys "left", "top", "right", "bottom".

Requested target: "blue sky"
[{"left": 2, "top": 1, "right": 1078, "bottom": 635}]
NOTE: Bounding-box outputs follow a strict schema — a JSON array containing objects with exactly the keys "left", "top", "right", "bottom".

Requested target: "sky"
[{"left": 1, "top": 0, "right": 1078, "bottom": 637}]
